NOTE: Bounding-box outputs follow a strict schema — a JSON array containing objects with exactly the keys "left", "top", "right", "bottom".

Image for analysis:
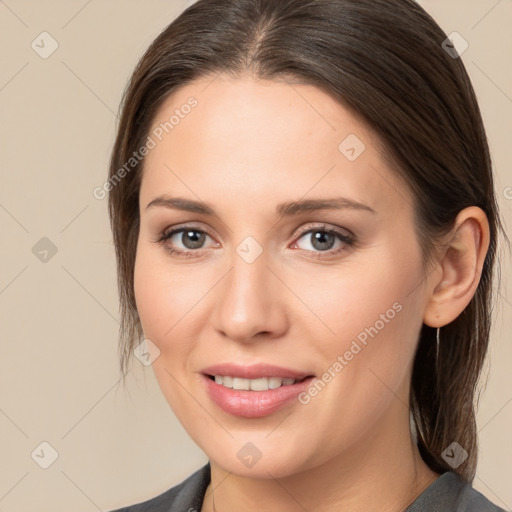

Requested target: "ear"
[{"left": 423, "top": 206, "right": 490, "bottom": 327}]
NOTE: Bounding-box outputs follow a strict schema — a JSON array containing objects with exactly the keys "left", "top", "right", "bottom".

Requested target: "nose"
[{"left": 211, "top": 248, "right": 289, "bottom": 343}]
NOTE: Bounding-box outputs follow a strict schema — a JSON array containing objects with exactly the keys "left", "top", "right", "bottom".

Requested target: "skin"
[{"left": 133, "top": 72, "right": 490, "bottom": 512}]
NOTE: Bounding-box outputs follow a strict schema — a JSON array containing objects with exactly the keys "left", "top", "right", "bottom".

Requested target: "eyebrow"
[{"left": 146, "top": 195, "right": 377, "bottom": 216}]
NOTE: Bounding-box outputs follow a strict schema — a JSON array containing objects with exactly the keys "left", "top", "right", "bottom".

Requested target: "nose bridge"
[{"left": 212, "top": 244, "right": 287, "bottom": 342}]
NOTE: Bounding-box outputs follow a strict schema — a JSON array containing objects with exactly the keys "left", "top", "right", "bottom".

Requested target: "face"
[{"left": 134, "top": 73, "right": 430, "bottom": 478}]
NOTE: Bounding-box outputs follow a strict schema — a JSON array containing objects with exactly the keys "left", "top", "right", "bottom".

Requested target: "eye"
[
  {"left": 152, "top": 226, "right": 218, "bottom": 257},
  {"left": 169, "top": 229, "right": 210, "bottom": 250},
  {"left": 291, "top": 224, "right": 355, "bottom": 256}
]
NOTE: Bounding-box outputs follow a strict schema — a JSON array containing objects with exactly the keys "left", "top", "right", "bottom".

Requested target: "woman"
[{"left": 106, "top": 0, "right": 508, "bottom": 510}]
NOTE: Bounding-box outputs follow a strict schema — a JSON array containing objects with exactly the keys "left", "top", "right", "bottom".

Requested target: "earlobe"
[{"left": 423, "top": 206, "right": 490, "bottom": 328}]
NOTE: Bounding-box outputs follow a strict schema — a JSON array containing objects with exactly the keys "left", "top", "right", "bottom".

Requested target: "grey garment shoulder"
[
  {"left": 107, "top": 463, "right": 211, "bottom": 512},
  {"left": 405, "top": 471, "right": 507, "bottom": 512}
]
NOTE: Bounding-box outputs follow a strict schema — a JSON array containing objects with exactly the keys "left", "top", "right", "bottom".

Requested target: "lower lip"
[{"left": 203, "top": 375, "right": 315, "bottom": 418}]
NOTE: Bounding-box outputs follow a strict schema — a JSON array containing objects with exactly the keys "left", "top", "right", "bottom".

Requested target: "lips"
[{"left": 201, "top": 363, "right": 316, "bottom": 418}]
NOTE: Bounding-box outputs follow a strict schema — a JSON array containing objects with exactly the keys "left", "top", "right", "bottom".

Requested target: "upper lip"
[{"left": 201, "top": 363, "right": 314, "bottom": 380}]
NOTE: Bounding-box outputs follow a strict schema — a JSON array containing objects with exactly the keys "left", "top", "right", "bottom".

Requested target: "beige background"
[{"left": 0, "top": 1, "right": 511, "bottom": 510}]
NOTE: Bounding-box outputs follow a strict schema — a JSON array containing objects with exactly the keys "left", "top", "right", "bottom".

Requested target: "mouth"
[{"left": 200, "top": 363, "right": 316, "bottom": 418}]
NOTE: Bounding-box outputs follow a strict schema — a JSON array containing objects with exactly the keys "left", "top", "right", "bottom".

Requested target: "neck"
[{"left": 202, "top": 401, "right": 439, "bottom": 512}]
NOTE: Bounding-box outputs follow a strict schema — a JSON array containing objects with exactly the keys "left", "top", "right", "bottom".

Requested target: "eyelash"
[{"left": 151, "top": 224, "right": 356, "bottom": 259}]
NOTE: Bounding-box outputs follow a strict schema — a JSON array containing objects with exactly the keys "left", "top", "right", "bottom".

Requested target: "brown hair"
[{"left": 108, "top": 0, "right": 507, "bottom": 482}]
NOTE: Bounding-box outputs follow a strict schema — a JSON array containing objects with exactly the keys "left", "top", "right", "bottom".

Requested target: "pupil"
[
  {"left": 312, "top": 232, "right": 334, "bottom": 251},
  {"left": 183, "top": 230, "right": 205, "bottom": 249}
]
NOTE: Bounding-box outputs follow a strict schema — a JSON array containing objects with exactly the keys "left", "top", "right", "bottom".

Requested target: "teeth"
[
  {"left": 249, "top": 377, "right": 268, "bottom": 391},
  {"left": 268, "top": 377, "right": 282, "bottom": 389},
  {"left": 213, "top": 375, "right": 298, "bottom": 391},
  {"left": 232, "top": 377, "right": 250, "bottom": 390}
]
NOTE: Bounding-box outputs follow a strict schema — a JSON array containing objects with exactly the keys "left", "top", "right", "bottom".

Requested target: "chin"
[{"left": 193, "top": 431, "right": 319, "bottom": 480}]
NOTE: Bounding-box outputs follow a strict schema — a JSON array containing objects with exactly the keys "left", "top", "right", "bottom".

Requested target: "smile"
[{"left": 210, "top": 375, "right": 301, "bottom": 391}]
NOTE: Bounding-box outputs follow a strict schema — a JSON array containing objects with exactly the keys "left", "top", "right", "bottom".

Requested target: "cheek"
[
  {"left": 134, "top": 244, "right": 188, "bottom": 353},
  {"left": 298, "top": 241, "right": 424, "bottom": 381},
  {"left": 299, "top": 258, "right": 419, "bottom": 342},
  {"left": 133, "top": 248, "right": 168, "bottom": 341},
  {"left": 288, "top": 261, "right": 423, "bottom": 450},
  {"left": 133, "top": 242, "right": 216, "bottom": 364},
  {"left": 133, "top": 246, "right": 202, "bottom": 422}
]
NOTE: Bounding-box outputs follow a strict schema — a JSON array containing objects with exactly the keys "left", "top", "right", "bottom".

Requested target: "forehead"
[{"left": 140, "top": 73, "right": 411, "bottom": 220}]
